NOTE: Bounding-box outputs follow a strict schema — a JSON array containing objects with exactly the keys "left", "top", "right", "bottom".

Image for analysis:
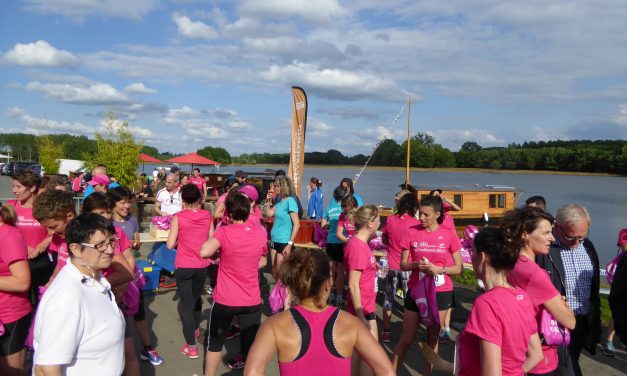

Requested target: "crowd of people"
[{"left": 1, "top": 166, "right": 626, "bottom": 376}]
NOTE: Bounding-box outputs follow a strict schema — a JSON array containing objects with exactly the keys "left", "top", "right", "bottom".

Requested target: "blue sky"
[{"left": 1, "top": 0, "right": 627, "bottom": 156}]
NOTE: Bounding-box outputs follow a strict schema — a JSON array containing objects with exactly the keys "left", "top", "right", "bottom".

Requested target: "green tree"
[
  {"left": 197, "top": 146, "right": 232, "bottom": 164},
  {"left": 84, "top": 112, "right": 142, "bottom": 187},
  {"left": 370, "top": 139, "right": 401, "bottom": 166},
  {"left": 36, "top": 135, "right": 63, "bottom": 174},
  {"left": 460, "top": 141, "right": 482, "bottom": 152}
]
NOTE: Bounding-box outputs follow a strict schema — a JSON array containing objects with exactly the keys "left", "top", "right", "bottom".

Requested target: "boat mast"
[{"left": 405, "top": 96, "right": 411, "bottom": 186}]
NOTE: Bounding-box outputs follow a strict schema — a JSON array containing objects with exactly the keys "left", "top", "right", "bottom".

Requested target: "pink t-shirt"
[
  {"left": 174, "top": 209, "right": 212, "bottom": 269},
  {"left": 216, "top": 193, "right": 230, "bottom": 225},
  {"left": 402, "top": 225, "right": 462, "bottom": 292},
  {"left": 212, "top": 221, "right": 268, "bottom": 306},
  {"left": 344, "top": 237, "right": 377, "bottom": 316},
  {"left": 249, "top": 206, "right": 263, "bottom": 227},
  {"left": 459, "top": 286, "right": 538, "bottom": 376},
  {"left": 337, "top": 212, "right": 356, "bottom": 240},
  {"left": 508, "top": 255, "right": 561, "bottom": 373},
  {"left": 441, "top": 201, "right": 456, "bottom": 230},
  {"left": 189, "top": 177, "right": 205, "bottom": 193},
  {"left": 382, "top": 214, "right": 420, "bottom": 270},
  {"left": 7, "top": 200, "right": 50, "bottom": 250},
  {"left": 102, "top": 227, "right": 131, "bottom": 278},
  {"left": 48, "top": 233, "right": 69, "bottom": 270},
  {"left": 0, "top": 224, "right": 32, "bottom": 323}
]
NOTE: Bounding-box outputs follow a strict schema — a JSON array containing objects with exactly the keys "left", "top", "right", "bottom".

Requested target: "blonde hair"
[
  {"left": 274, "top": 176, "right": 293, "bottom": 198},
  {"left": 0, "top": 205, "right": 17, "bottom": 226},
  {"left": 350, "top": 204, "right": 379, "bottom": 230}
]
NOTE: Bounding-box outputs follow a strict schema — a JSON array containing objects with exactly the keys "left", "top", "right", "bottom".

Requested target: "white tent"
[{"left": 0, "top": 153, "right": 12, "bottom": 162}]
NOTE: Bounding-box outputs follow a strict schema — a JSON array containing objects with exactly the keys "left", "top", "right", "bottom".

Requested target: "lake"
[{"left": 143, "top": 163, "right": 626, "bottom": 266}]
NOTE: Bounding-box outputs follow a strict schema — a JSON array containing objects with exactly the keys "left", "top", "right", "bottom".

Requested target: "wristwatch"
[{"left": 287, "top": 240, "right": 294, "bottom": 246}]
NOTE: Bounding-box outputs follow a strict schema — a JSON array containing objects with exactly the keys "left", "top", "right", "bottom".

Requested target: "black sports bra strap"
[
  {"left": 323, "top": 308, "right": 345, "bottom": 358},
  {"left": 288, "top": 308, "right": 311, "bottom": 361}
]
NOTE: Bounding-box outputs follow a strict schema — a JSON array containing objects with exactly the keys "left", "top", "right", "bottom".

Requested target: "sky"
[{"left": 1, "top": 0, "right": 627, "bottom": 156}]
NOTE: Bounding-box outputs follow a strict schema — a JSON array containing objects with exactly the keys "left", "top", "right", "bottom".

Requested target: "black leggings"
[
  {"left": 206, "top": 301, "right": 261, "bottom": 357},
  {"left": 174, "top": 267, "right": 207, "bottom": 345}
]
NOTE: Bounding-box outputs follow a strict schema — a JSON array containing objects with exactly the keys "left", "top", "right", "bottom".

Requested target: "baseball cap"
[
  {"left": 87, "top": 174, "right": 110, "bottom": 186},
  {"left": 235, "top": 170, "right": 248, "bottom": 178},
  {"left": 239, "top": 184, "right": 258, "bottom": 202},
  {"left": 618, "top": 228, "right": 627, "bottom": 246}
]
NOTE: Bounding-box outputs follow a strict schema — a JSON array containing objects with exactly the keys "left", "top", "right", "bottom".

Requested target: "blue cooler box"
[
  {"left": 147, "top": 244, "right": 176, "bottom": 273},
  {"left": 136, "top": 259, "right": 162, "bottom": 291}
]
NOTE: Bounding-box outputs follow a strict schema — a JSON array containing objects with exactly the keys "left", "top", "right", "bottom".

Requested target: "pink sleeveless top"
[{"left": 278, "top": 305, "right": 351, "bottom": 376}]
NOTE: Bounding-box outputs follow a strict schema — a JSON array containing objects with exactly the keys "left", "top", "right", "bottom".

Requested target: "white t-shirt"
[
  {"left": 156, "top": 187, "right": 182, "bottom": 215},
  {"left": 34, "top": 259, "right": 125, "bottom": 376}
]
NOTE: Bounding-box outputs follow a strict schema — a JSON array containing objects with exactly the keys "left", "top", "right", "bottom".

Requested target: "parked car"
[
  {"left": 0, "top": 163, "right": 6, "bottom": 175},
  {"left": 1, "top": 163, "right": 8, "bottom": 175},
  {"left": 7, "top": 161, "right": 39, "bottom": 176},
  {"left": 26, "top": 164, "right": 42, "bottom": 176}
]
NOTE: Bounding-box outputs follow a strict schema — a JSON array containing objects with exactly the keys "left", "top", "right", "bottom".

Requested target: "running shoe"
[
  {"left": 159, "top": 278, "right": 177, "bottom": 289},
  {"left": 381, "top": 330, "right": 391, "bottom": 343},
  {"left": 227, "top": 355, "right": 246, "bottom": 369},
  {"left": 140, "top": 348, "right": 164, "bottom": 365},
  {"left": 395, "top": 288, "right": 405, "bottom": 299},
  {"left": 439, "top": 329, "right": 451, "bottom": 343},
  {"left": 194, "top": 328, "right": 201, "bottom": 342},
  {"left": 180, "top": 344, "right": 200, "bottom": 359},
  {"left": 601, "top": 340, "right": 616, "bottom": 357},
  {"left": 225, "top": 325, "right": 240, "bottom": 340}
]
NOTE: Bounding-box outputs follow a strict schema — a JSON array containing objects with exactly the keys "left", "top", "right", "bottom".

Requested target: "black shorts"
[
  {"left": 326, "top": 243, "right": 344, "bottom": 262},
  {"left": 206, "top": 301, "right": 262, "bottom": 353},
  {"left": 364, "top": 312, "right": 376, "bottom": 321},
  {"left": 404, "top": 291, "right": 454, "bottom": 312},
  {"left": 133, "top": 291, "right": 146, "bottom": 322},
  {"left": 272, "top": 242, "right": 290, "bottom": 254},
  {"left": 0, "top": 312, "right": 32, "bottom": 355}
]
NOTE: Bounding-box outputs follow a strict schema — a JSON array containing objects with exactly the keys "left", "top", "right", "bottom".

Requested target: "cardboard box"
[{"left": 149, "top": 222, "right": 170, "bottom": 239}]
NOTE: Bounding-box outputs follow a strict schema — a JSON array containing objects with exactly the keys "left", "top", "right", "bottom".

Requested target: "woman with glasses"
[
  {"left": 33, "top": 212, "right": 125, "bottom": 375},
  {"left": 504, "top": 207, "right": 576, "bottom": 376}
]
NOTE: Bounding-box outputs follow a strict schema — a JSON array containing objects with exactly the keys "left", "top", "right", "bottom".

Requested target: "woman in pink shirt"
[
  {"left": 344, "top": 204, "right": 381, "bottom": 375},
  {"left": 213, "top": 176, "right": 239, "bottom": 227},
  {"left": 167, "top": 184, "right": 213, "bottom": 359},
  {"left": 8, "top": 170, "right": 54, "bottom": 290},
  {"left": 457, "top": 226, "right": 543, "bottom": 375},
  {"left": 245, "top": 248, "right": 394, "bottom": 376},
  {"left": 189, "top": 168, "right": 207, "bottom": 200},
  {"left": 0, "top": 205, "right": 32, "bottom": 375},
  {"left": 336, "top": 195, "right": 358, "bottom": 243},
  {"left": 392, "top": 195, "right": 463, "bottom": 375},
  {"left": 200, "top": 191, "right": 268, "bottom": 374},
  {"left": 380, "top": 192, "right": 419, "bottom": 343},
  {"left": 504, "top": 208, "right": 576, "bottom": 376}
]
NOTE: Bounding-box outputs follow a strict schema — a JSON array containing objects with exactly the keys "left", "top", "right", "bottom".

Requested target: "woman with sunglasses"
[
  {"left": 33, "top": 212, "right": 125, "bottom": 375},
  {"left": 504, "top": 207, "right": 576, "bottom": 376}
]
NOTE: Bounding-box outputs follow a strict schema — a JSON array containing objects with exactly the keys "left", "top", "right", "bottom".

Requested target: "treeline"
[{"left": 2, "top": 133, "right": 626, "bottom": 175}]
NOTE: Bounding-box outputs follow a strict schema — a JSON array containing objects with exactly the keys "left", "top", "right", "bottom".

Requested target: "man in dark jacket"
[{"left": 536, "top": 204, "right": 601, "bottom": 376}]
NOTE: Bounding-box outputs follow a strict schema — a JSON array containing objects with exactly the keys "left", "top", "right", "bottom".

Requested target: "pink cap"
[
  {"left": 464, "top": 225, "right": 479, "bottom": 240},
  {"left": 87, "top": 174, "right": 110, "bottom": 186},
  {"left": 618, "top": 228, "right": 627, "bottom": 246},
  {"left": 239, "top": 184, "right": 258, "bottom": 202}
]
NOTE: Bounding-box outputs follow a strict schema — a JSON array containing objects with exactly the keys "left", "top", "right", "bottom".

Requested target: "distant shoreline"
[{"left": 228, "top": 164, "right": 622, "bottom": 177}]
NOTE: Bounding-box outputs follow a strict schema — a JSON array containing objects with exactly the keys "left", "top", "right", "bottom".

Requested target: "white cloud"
[
  {"left": 124, "top": 82, "right": 157, "bottom": 94},
  {"left": 164, "top": 106, "right": 231, "bottom": 140},
  {"left": 172, "top": 13, "right": 218, "bottom": 40},
  {"left": 7, "top": 107, "right": 95, "bottom": 136},
  {"left": 99, "top": 117, "right": 154, "bottom": 138},
  {"left": 613, "top": 104, "right": 627, "bottom": 127},
  {"left": 260, "top": 62, "right": 412, "bottom": 101},
  {"left": 427, "top": 129, "right": 507, "bottom": 151},
  {"left": 308, "top": 118, "right": 334, "bottom": 137},
  {"left": 239, "top": 0, "right": 349, "bottom": 24},
  {"left": 1, "top": 40, "right": 77, "bottom": 67},
  {"left": 22, "top": 0, "right": 160, "bottom": 21},
  {"left": 25, "top": 81, "right": 131, "bottom": 105}
]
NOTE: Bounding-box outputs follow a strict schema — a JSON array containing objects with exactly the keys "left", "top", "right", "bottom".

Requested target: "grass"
[{"left": 452, "top": 268, "right": 612, "bottom": 325}]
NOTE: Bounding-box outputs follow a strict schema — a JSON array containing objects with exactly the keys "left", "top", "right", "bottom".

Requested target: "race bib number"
[{"left": 434, "top": 273, "right": 445, "bottom": 287}]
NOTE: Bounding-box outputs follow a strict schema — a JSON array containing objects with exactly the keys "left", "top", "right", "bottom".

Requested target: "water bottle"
[{"left": 377, "top": 252, "right": 389, "bottom": 278}]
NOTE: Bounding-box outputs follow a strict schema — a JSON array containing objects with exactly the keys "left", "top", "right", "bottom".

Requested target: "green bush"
[{"left": 36, "top": 135, "right": 63, "bottom": 174}]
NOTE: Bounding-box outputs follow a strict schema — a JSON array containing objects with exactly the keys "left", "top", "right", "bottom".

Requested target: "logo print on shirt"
[{"left": 516, "top": 294, "right": 524, "bottom": 300}]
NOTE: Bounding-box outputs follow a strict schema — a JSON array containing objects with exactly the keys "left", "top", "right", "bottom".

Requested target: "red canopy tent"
[
  {"left": 140, "top": 153, "right": 162, "bottom": 163},
  {"left": 165, "top": 152, "right": 221, "bottom": 169}
]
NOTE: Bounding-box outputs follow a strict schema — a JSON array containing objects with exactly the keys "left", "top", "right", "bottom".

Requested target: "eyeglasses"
[
  {"left": 81, "top": 237, "right": 118, "bottom": 253},
  {"left": 563, "top": 234, "right": 586, "bottom": 242}
]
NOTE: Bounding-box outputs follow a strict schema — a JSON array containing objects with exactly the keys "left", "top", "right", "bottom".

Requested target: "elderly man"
[
  {"left": 536, "top": 204, "right": 601, "bottom": 376},
  {"left": 154, "top": 173, "right": 182, "bottom": 216}
]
